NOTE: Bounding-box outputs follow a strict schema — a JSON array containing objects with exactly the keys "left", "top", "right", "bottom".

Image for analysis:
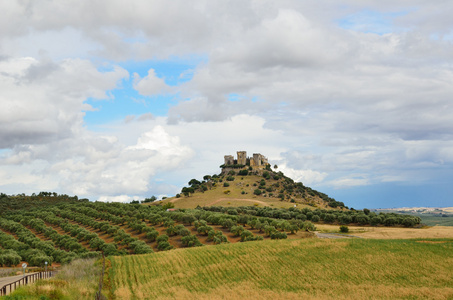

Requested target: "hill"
[{"left": 155, "top": 168, "right": 346, "bottom": 210}]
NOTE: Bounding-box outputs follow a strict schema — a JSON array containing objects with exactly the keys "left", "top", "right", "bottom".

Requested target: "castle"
[{"left": 224, "top": 151, "right": 269, "bottom": 168}]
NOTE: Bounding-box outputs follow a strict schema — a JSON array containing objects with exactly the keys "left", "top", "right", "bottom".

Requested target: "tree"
[
  {"left": 230, "top": 225, "right": 245, "bottom": 237},
  {"left": 240, "top": 230, "right": 253, "bottom": 242},
  {"left": 157, "top": 241, "right": 173, "bottom": 251},
  {"left": 270, "top": 231, "right": 287, "bottom": 239},
  {"left": 274, "top": 164, "right": 278, "bottom": 170},
  {"left": 221, "top": 219, "right": 236, "bottom": 229},
  {"left": 156, "top": 234, "right": 169, "bottom": 243},
  {"left": 145, "top": 230, "right": 159, "bottom": 242},
  {"left": 181, "top": 235, "right": 203, "bottom": 247},
  {"left": 181, "top": 187, "right": 195, "bottom": 197},
  {"left": 182, "top": 214, "right": 196, "bottom": 225},
  {"left": 188, "top": 179, "right": 201, "bottom": 186},
  {"left": 254, "top": 189, "right": 262, "bottom": 196},
  {"left": 143, "top": 196, "right": 157, "bottom": 203}
]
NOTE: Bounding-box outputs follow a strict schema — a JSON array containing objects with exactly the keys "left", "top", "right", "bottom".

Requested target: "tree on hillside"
[
  {"left": 143, "top": 196, "right": 157, "bottom": 203},
  {"left": 189, "top": 179, "right": 201, "bottom": 187}
]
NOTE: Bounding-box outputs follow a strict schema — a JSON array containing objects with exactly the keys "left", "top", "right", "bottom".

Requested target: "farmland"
[
  {"left": 0, "top": 190, "right": 450, "bottom": 299},
  {"left": 107, "top": 238, "right": 453, "bottom": 299}
]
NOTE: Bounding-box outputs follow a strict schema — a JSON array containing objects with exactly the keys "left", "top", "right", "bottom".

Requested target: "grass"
[
  {"left": 107, "top": 238, "right": 453, "bottom": 299},
  {"left": 5, "top": 258, "right": 101, "bottom": 299}
]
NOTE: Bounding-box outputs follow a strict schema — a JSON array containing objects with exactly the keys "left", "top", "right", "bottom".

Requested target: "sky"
[{"left": 1, "top": 1, "right": 453, "bottom": 209}]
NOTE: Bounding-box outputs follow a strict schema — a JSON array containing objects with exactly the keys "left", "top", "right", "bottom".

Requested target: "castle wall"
[{"left": 223, "top": 151, "right": 268, "bottom": 169}]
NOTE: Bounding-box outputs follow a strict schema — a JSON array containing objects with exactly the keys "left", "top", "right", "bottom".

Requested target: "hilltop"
[{"left": 156, "top": 169, "right": 345, "bottom": 211}]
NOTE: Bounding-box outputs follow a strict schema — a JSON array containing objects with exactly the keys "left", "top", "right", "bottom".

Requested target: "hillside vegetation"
[
  {"left": 107, "top": 238, "right": 453, "bottom": 300},
  {"left": 159, "top": 168, "right": 346, "bottom": 209}
]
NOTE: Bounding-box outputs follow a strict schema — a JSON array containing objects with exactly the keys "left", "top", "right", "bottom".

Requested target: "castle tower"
[
  {"left": 224, "top": 155, "right": 234, "bottom": 165},
  {"left": 253, "top": 153, "right": 262, "bottom": 166},
  {"left": 237, "top": 151, "right": 247, "bottom": 165}
]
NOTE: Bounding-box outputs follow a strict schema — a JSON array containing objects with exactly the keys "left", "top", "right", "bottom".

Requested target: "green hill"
[{"left": 156, "top": 168, "right": 346, "bottom": 210}]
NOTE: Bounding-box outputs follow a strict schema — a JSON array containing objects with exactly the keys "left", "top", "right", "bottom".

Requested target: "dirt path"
[
  {"left": 207, "top": 198, "right": 269, "bottom": 206},
  {"left": 315, "top": 232, "right": 361, "bottom": 239}
]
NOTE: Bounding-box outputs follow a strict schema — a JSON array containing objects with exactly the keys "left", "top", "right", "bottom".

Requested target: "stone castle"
[{"left": 224, "top": 151, "right": 269, "bottom": 168}]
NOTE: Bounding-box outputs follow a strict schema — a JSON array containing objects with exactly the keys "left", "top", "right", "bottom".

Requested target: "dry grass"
[
  {"left": 443, "top": 207, "right": 453, "bottom": 213},
  {"left": 316, "top": 224, "right": 453, "bottom": 239},
  {"left": 108, "top": 238, "right": 453, "bottom": 299},
  {"left": 8, "top": 258, "right": 101, "bottom": 299}
]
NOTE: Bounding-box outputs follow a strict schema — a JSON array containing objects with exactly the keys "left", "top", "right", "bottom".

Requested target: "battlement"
[{"left": 223, "top": 151, "right": 269, "bottom": 169}]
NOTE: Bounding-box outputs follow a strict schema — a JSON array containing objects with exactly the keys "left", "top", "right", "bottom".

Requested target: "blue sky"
[{"left": 1, "top": 1, "right": 453, "bottom": 208}]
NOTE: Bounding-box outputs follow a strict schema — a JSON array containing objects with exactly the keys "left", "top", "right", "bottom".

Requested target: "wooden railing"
[{"left": 0, "top": 271, "right": 57, "bottom": 296}]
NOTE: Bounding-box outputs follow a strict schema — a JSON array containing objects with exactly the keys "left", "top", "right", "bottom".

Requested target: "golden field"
[{"left": 106, "top": 238, "right": 453, "bottom": 300}]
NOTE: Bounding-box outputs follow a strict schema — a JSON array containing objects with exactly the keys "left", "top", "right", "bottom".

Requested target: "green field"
[
  {"left": 106, "top": 238, "right": 453, "bottom": 300},
  {"left": 418, "top": 215, "right": 453, "bottom": 226}
]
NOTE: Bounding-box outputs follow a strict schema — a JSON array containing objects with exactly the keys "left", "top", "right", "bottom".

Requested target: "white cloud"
[
  {"left": 98, "top": 195, "right": 140, "bottom": 203},
  {"left": 278, "top": 165, "right": 328, "bottom": 186},
  {"left": 0, "top": 57, "right": 128, "bottom": 149},
  {"left": 133, "top": 69, "right": 171, "bottom": 96}
]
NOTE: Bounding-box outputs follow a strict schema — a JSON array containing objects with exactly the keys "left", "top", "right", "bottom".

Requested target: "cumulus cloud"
[
  {"left": 0, "top": 57, "right": 128, "bottom": 149},
  {"left": 0, "top": 124, "right": 194, "bottom": 200}
]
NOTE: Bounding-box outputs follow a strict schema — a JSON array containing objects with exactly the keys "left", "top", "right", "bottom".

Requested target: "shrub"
[
  {"left": 254, "top": 189, "right": 262, "bottom": 195},
  {"left": 223, "top": 182, "right": 230, "bottom": 187},
  {"left": 340, "top": 225, "right": 349, "bottom": 233},
  {"left": 238, "top": 170, "right": 248, "bottom": 176}
]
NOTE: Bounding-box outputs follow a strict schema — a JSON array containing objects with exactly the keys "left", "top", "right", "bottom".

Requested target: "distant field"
[
  {"left": 418, "top": 215, "right": 453, "bottom": 226},
  {"left": 316, "top": 224, "right": 453, "bottom": 239},
  {"left": 373, "top": 207, "right": 453, "bottom": 227},
  {"left": 107, "top": 238, "right": 453, "bottom": 300}
]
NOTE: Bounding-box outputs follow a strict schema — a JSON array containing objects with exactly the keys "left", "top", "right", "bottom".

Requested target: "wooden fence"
[{"left": 0, "top": 271, "right": 57, "bottom": 296}]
